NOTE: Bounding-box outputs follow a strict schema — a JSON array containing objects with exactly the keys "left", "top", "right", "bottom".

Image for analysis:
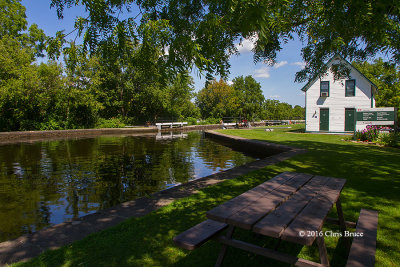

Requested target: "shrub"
[
  {"left": 202, "top": 117, "right": 221, "bottom": 125},
  {"left": 186, "top": 117, "right": 198, "bottom": 125},
  {"left": 39, "top": 119, "right": 64, "bottom": 130},
  {"left": 376, "top": 132, "right": 399, "bottom": 147},
  {"left": 354, "top": 125, "right": 380, "bottom": 142},
  {"left": 95, "top": 118, "right": 126, "bottom": 128}
]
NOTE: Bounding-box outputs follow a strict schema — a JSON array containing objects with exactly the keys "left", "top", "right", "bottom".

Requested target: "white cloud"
[
  {"left": 291, "top": 61, "right": 306, "bottom": 68},
  {"left": 254, "top": 67, "right": 271, "bottom": 78},
  {"left": 227, "top": 80, "right": 233, "bottom": 85},
  {"left": 274, "top": 61, "right": 288, "bottom": 69},
  {"left": 269, "top": 95, "right": 281, "bottom": 99},
  {"left": 235, "top": 34, "right": 258, "bottom": 53},
  {"left": 235, "top": 38, "right": 255, "bottom": 53}
]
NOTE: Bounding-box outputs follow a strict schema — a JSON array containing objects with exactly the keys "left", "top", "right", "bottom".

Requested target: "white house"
[{"left": 302, "top": 55, "right": 378, "bottom": 133}]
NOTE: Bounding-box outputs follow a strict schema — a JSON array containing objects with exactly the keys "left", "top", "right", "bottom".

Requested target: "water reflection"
[{"left": 0, "top": 131, "right": 255, "bottom": 241}]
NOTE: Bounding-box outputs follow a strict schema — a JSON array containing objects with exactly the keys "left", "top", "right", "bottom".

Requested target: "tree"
[
  {"left": 50, "top": 0, "right": 400, "bottom": 82},
  {"left": 196, "top": 79, "right": 239, "bottom": 119},
  {"left": 0, "top": 37, "right": 67, "bottom": 131},
  {"left": 352, "top": 59, "right": 400, "bottom": 109},
  {"left": 292, "top": 105, "right": 305, "bottom": 120},
  {"left": 262, "top": 99, "right": 304, "bottom": 120},
  {"left": 232, "top": 75, "right": 264, "bottom": 120},
  {"left": 166, "top": 72, "right": 199, "bottom": 120},
  {"left": 0, "top": 0, "right": 46, "bottom": 56}
]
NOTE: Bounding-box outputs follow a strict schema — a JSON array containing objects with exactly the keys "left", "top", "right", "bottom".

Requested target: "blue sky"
[{"left": 22, "top": 0, "right": 307, "bottom": 106}]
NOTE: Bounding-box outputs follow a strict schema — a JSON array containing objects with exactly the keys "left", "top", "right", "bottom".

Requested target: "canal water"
[{"left": 0, "top": 131, "right": 256, "bottom": 242}]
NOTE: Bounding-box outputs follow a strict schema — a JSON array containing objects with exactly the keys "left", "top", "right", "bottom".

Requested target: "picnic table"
[{"left": 174, "top": 172, "right": 378, "bottom": 267}]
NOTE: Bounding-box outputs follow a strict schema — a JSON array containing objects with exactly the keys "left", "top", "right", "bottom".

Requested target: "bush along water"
[{"left": 354, "top": 125, "right": 398, "bottom": 147}]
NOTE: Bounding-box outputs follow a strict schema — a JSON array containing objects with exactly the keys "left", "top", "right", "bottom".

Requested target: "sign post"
[{"left": 355, "top": 107, "right": 397, "bottom": 133}]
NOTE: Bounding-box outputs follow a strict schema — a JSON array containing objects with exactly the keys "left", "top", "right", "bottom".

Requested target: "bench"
[
  {"left": 174, "top": 210, "right": 378, "bottom": 266},
  {"left": 155, "top": 122, "right": 188, "bottom": 130},
  {"left": 173, "top": 173, "right": 378, "bottom": 266},
  {"left": 173, "top": 219, "right": 228, "bottom": 250},
  {"left": 346, "top": 209, "right": 378, "bottom": 267}
]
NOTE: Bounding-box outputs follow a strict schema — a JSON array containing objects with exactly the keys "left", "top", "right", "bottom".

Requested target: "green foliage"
[
  {"left": 352, "top": 59, "right": 400, "bottom": 110},
  {"left": 0, "top": 0, "right": 46, "bottom": 57},
  {"left": 354, "top": 125, "right": 380, "bottom": 142},
  {"left": 49, "top": 0, "right": 400, "bottom": 82},
  {"left": 2, "top": 1, "right": 316, "bottom": 131},
  {"left": 0, "top": 34, "right": 99, "bottom": 131},
  {"left": 95, "top": 118, "right": 126, "bottom": 128},
  {"left": 186, "top": 117, "right": 198, "bottom": 125},
  {"left": 262, "top": 99, "right": 305, "bottom": 120},
  {"left": 232, "top": 75, "right": 264, "bottom": 120},
  {"left": 38, "top": 119, "right": 63, "bottom": 131},
  {"left": 0, "top": 36, "right": 57, "bottom": 131},
  {"left": 198, "top": 117, "right": 221, "bottom": 125},
  {"left": 196, "top": 79, "right": 239, "bottom": 119},
  {"left": 376, "top": 132, "right": 399, "bottom": 147},
  {"left": 166, "top": 73, "right": 199, "bottom": 119},
  {"left": 354, "top": 126, "right": 398, "bottom": 148}
]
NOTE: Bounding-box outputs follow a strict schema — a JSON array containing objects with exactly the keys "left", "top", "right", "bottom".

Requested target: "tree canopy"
[
  {"left": 353, "top": 58, "right": 400, "bottom": 109},
  {"left": 1, "top": 0, "right": 308, "bottom": 132},
  {"left": 196, "top": 79, "right": 239, "bottom": 119},
  {"left": 232, "top": 75, "right": 264, "bottom": 120},
  {"left": 49, "top": 0, "right": 400, "bottom": 82}
]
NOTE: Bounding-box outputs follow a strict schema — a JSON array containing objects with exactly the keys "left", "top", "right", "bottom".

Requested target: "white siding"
[{"left": 305, "top": 59, "right": 374, "bottom": 132}]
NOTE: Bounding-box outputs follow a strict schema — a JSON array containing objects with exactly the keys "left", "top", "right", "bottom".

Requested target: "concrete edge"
[
  {"left": 0, "top": 125, "right": 221, "bottom": 144},
  {"left": 0, "top": 131, "right": 307, "bottom": 265}
]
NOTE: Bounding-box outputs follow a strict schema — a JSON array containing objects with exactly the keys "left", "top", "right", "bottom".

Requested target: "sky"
[{"left": 22, "top": 0, "right": 308, "bottom": 107}]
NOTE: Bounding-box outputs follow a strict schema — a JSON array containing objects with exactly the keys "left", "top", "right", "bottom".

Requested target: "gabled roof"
[{"left": 301, "top": 54, "right": 378, "bottom": 92}]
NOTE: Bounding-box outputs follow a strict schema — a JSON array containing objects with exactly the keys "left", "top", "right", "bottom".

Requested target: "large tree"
[
  {"left": 49, "top": 0, "right": 400, "bottom": 82},
  {"left": 196, "top": 79, "right": 239, "bottom": 119},
  {"left": 231, "top": 75, "right": 264, "bottom": 120},
  {"left": 0, "top": 0, "right": 46, "bottom": 56}
]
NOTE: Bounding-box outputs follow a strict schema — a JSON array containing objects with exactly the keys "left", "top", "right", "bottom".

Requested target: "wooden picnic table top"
[{"left": 206, "top": 172, "right": 346, "bottom": 246}]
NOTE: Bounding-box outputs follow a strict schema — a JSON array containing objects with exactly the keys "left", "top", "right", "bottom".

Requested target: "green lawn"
[{"left": 14, "top": 125, "right": 400, "bottom": 266}]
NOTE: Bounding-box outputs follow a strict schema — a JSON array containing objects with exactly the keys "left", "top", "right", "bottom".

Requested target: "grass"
[{"left": 13, "top": 124, "right": 400, "bottom": 266}]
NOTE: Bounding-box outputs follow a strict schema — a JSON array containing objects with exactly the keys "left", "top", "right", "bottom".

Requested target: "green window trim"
[
  {"left": 320, "top": 81, "right": 329, "bottom": 97},
  {"left": 371, "top": 86, "right": 374, "bottom": 108},
  {"left": 345, "top": 79, "right": 356, "bottom": 97}
]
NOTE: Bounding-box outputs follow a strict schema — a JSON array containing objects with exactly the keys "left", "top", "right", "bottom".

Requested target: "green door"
[
  {"left": 345, "top": 108, "right": 355, "bottom": 132},
  {"left": 320, "top": 108, "right": 329, "bottom": 131}
]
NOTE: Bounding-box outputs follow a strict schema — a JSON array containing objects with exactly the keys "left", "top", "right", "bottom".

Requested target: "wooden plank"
[
  {"left": 346, "top": 209, "right": 378, "bottom": 267},
  {"left": 173, "top": 219, "right": 228, "bottom": 250},
  {"left": 280, "top": 177, "right": 346, "bottom": 246},
  {"left": 206, "top": 172, "right": 298, "bottom": 222},
  {"left": 316, "top": 236, "right": 329, "bottom": 266},
  {"left": 319, "top": 177, "right": 347, "bottom": 203},
  {"left": 226, "top": 173, "right": 313, "bottom": 229},
  {"left": 280, "top": 197, "right": 332, "bottom": 246},
  {"left": 215, "top": 225, "right": 235, "bottom": 267},
  {"left": 281, "top": 178, "right": 346, "bottom": 246},
  {"left": 253, "top": 176, "right": 331, "bottom": 237}
]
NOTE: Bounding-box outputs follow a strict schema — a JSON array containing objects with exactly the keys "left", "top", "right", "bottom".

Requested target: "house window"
[
  {"left": 320, "top": 81, "right": 329, "bottom": 97},
  {"left": 345, "top": 80, "right": 355, "bottom": 97}
]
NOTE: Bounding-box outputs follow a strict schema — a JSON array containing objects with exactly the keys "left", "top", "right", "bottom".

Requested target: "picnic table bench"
[{"left": 173, "top": 172, "right": 378, "bottom": 267}]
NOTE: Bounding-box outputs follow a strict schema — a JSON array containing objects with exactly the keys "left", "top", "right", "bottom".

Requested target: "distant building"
[{"left": 301, "top": 55, "right": 378, "bottom": 133}]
